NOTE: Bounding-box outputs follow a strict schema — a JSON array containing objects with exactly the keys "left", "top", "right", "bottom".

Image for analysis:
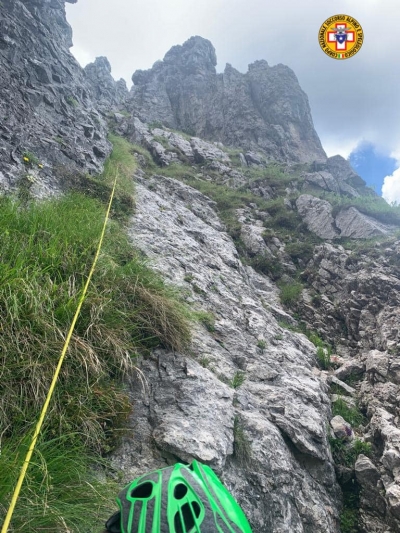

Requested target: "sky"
[{"left": 66, "top": 0, "right": 400, "bottom": 202}]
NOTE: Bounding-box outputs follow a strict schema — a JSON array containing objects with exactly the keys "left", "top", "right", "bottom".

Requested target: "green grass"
[
  {"left": 0, "top": 191, "right": 192, "bottom": 531},
  {"left": 153, "top": 135, "right": 170, "bottom": 149},
  {"left": 277, "top": 320, "right": 333, "bottom": 369},
  {"left": 233, "top": 416, "right": 252, "bottom": 466},
  {"left": 285, "top": 241, "right": 315, "bottom": 265},
  {"left": 248, "top": 254, "right": 283, "bottom": 281},
  {"left": 0, "top": 436, "right": 118, "bottom": 532},
  {"left": 257, "top": 339, "right": 267, "bottom": 351},
  {"left": 243, "top": 163, "right": 294, "bottom": 190},
  {"left": 278, "top": 281, "right": 303, "bottom": 306},
  {"left": 332, "top": 399, "right": 366, "bottom": 427},
  {"left": 329, "top": 437, "right": 372, "bottom": 467},
  {"left": 316, "top": 346, "right": 331, "bottom": 369},
  {"left": 99, "top": 133, "right": 137, "bottom": 196},
  {"left": 230, "top": 371, "right": 246, "bottom": 389},
  {"left": 340, "top": 508, "right": 359, "bottom": 533},
  {"left": 66, "top": 96, "right": 79, "bottom": 108},
  {"left": 318, "top": 191, "right": 400, "bottom": 227},
  {"left": 194, "top": 310, "right": 216, "bottom": 332},
  {"left": 0, "top": 193, "right": 192, "bottom": 443},
  {"left": 57, "top": 134, "right": 138, "bottom": 221},
  {"left": 22, "top": 151, "right": 40, "bottom": 166}
]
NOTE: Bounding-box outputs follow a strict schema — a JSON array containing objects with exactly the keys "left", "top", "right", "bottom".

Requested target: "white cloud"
[
  {"left": 382, "top": 167, "right": 400, "bottom": 204},
  {"left": 69, "top": 45, "right": 94, "bottom": 69},
  {"left": 320, "top": 136, "right": 362, "bottom": 159}
]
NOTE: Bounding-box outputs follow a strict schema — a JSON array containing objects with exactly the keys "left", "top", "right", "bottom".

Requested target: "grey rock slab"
[
  {"left": 366, "top": 350, "right": 390, "bottom": 380},
  {"left": 304, "top": 171, "right": 340, "bottom": 193},
  {"left": 296, "top": 194, "right": 338, "bottom": 239},
  {"left": 111, "top": 173, "right": 341, "bottom": 532},
  {"left": 329, "top": 375, "right": 356, "bottom": 396},
  {"left": 335, "top": 207, "right": 397, "bottom": 239},
  {"left": 240, "top": 224, "right": 269, "bottom": 256},
  {"left": 355, "top": 454, "right": 381, "bottom": 487},
  {"left": 334, "top": 359, "right": 365, "bottom": 380},
  {"left": 190, "top": 137, "right": 231, "bottom": 164}
]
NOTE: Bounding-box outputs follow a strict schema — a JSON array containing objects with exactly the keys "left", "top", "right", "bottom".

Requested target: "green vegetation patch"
[
  {"left": 231, "top": 371, "right": 246, "bottom": 389},
  {"left": 244, "top": 163, "right": 296, "bottom": 190},
  {"left": 330, "top": 437, "right": 372, "bottom": 468},
  {"left": 332, "top": 398, "right": 366, "bottom": 427},
  {"left": 233, "top": 416, "right": 252, "bottom": 466},
  {"left": 58, "top": 134, "right": 138, "bottom": 220},
  {"left": 278, "top": 320, "right": 333, "bottom": 369},
  {"left": 278, "top": 281, "right": 303, "bottom": 306},
  {"left": 0, "top": 191, "right": 192, "bottom": 530},
  {"left": 318, "top": 191, "right": 400, "bottom": 227},
  {"left": 100, "top": 133, "right": 137, "bottom": 196},
  {"left": 248, "top": 254, "right": 283, "bottom": 281},
  {"left": 0, "top": 436, "right": 118, "bottom": 532}
]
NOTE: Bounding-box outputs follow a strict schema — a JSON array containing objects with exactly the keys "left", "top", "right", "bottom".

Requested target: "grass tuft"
[
  {"left": 100, "top": 133, "right": 137, "bottom": 196},
  {"left": 233, "top": 416, "right": 252, "bottom": 466},
  {"left": 332, "top": 398, "right": 366, "bottom": 427},
  {"left": 0, "top": 436, "right": 118, "bottom": 532},
  {"left": 278, "top": 281, "right": 303, "bottom": 306}
]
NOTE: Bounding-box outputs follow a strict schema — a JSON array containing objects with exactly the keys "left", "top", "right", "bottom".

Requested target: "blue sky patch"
[{"left": 348, "top": 143, "right": 398, "bottom": 195}]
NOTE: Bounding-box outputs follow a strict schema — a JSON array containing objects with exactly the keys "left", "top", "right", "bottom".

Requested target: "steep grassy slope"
[{"left": 0, "top": 137, "right": 192, "bottom": 532}]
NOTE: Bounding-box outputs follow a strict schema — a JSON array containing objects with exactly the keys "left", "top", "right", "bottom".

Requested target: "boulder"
[
  {"left": 355, "top": 454, "right": 380, "bottom": 487},
  {"left": 330, "top": 415, "right": 354, "bottom": 440},
  {"left": 304, "top": 171, "right": 340, "bottom": 193},
  {"left": 335, "top": 207, "right": 396, "bottom": 239},
  {"left": 296, "top": 194, "right": 338, "bottom": 239}
]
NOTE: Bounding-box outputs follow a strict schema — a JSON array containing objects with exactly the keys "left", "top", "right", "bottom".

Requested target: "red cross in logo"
[{"left": 327, "top": 24, "right": 355, "bottom": 51}]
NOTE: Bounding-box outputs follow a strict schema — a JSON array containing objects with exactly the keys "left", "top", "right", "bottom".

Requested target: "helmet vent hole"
[
  {"left": 130, "top": 482, "right": 153, "bottom": 499},
  {"left": 174, "top": 503, "right": 197, "bottom": 533},
  {"left": 192, "top": 501, "right": 201, "bottom": 517},
  {"left": 174, "top": 483, "right": 188, "bottom": 500}
]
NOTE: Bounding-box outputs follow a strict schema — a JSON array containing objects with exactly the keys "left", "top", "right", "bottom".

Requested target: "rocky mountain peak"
[
  {"left": 129, "top": 36, "right": 326, "bottom": 163},
  {"left": 85, "top": 57, "right": 129, "bottom": 108},
  {"left": 163, "top": 35, "right": 217, "bottom": 71}
]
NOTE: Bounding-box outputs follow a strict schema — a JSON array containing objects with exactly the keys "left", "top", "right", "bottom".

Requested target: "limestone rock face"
[
  {"left": 336, "top": 207, "right": 396, "bottom": 238},
  {"left": 84, "top": 56, "right": 128, "bottom": 109},
  {"left": 111, "top": 173, "right": 341, "bottom": 532},
  {"left": 296, "top": 194, "right": 338, "bottom": 239},
  {"left": 296, "top": 196, "right": 396, "bottom": 240},
  {"left": 299, "top": 242, "right": 400, "bottom": 532},
  {"left": 0, "top": 0, "right": 110, "bottom": 193},
  {"left": 128, "top": 36, "right": 327, "bottom": 163},
  {"left": 326, "top": 155, "right": 366, "bottom": 188}
]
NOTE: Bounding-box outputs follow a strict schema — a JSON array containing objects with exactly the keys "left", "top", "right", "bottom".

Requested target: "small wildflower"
[
  {"left": 23, "top": 156, "right": 30, "bottom": 163},
  {"left": 38, "top": 163, "right": 43, "bottom": 169},
  {"left": 26, "top": 175, "right": 35, "bottom": 183}
]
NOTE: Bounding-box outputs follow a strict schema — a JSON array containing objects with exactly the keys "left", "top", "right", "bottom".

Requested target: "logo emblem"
[{"left": 319, "top": 15, "right": 364, "bottom": 59}]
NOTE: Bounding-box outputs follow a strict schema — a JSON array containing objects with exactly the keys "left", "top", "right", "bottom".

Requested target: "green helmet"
[{"left": 105, "top": 460, "right": 252, "bottom": 533}]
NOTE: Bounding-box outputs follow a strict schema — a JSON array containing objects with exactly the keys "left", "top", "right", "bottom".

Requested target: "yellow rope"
[{"left": 1, "top": 173, "right": 118, "bottom": 533}]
